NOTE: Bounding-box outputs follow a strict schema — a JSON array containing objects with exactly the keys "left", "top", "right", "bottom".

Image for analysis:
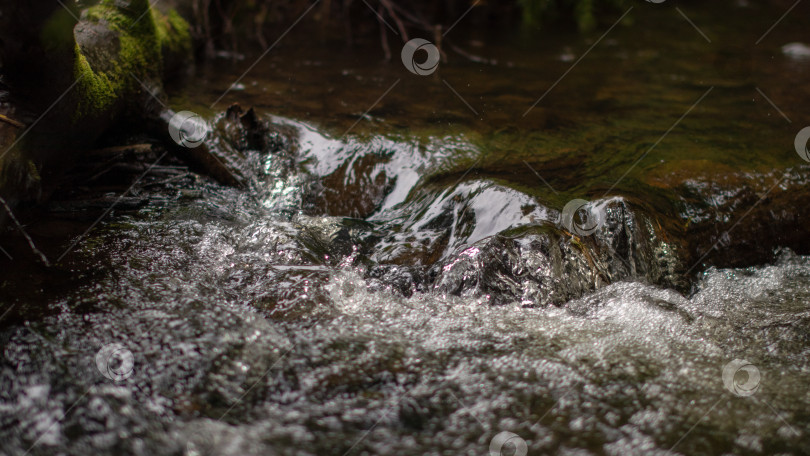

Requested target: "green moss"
[
  {"left": 154, "top": 9, "right": 192, "bottom": 57},
  {"left": 85, "top": 0, "right": 156, "bottom": 34},
  {"left": 71, "top": 1, "right": 192, "bottom": 120},
  {"left": 84, "top": 0, "right": 161, "bottom": 62},
  {"left": 26, "top": 160, "right": 41, "bottom": 184},
  {"left": 74, "top": 44, "right": 117, "bottom": 118}
]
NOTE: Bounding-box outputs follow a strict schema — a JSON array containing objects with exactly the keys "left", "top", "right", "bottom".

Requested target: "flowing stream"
[{"left": 2, "top": 3, "right": 810, "bottom": 455}]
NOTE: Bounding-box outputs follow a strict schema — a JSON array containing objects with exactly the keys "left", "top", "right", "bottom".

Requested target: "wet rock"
[
  {"left": 294, "top": 215, "right": 379, "bottom": 264},
  {"left": 215, "top": 103, "right": 296, "bottom": 154},
  {"left": 642, "top": 157, "right": 810, "bottom": 272},
  {"left": 674, "top": 168, "right": 810, "bottom": 272},
  {"left": 432, "top": 199, "right": 683, "bottom": 306},
  {"left": 365, "top": 265, "right": 427, "bottom": 297},
  {"left": 74, "top": 21, "right": 122, "bottom": 76},
  {"left": 316, "top": 151, "right": 396, "bottom": 219},
  {"left": 162, "top": 103, "right": 302, "bottom": 187}
]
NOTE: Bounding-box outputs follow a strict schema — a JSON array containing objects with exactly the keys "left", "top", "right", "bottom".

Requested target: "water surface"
[{"left": 2, "top": 2, "right": 810, "bottom": 455}]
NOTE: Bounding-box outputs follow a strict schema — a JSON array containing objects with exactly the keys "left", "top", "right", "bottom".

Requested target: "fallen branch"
[
  {"left": 0, "top": 195, "right": 50, "bottom": 266},
  {"left": 0, "top": 114, "right": 24, "bottom": 129}
]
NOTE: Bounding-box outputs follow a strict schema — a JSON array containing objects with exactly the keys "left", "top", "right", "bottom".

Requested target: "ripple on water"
[{"left": 2, "top": 241, "right": 809, "bottom": 454}]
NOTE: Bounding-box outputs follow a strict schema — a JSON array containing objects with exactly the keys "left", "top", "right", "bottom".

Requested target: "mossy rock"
[
  {"left": 74, "top": 0, "right": 192, "bottom": 119},
  {"left": 0, "top": 0, "right": 192, "bottom": 202}
]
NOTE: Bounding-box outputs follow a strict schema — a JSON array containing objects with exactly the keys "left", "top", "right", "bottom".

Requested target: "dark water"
[{"left": 2, "top": 2, "right": 810, "bottom": 455}]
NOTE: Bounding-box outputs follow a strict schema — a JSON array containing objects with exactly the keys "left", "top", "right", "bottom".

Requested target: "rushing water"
[{"left": 2, "top": 2, "right": 810, "bottom": 455}]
